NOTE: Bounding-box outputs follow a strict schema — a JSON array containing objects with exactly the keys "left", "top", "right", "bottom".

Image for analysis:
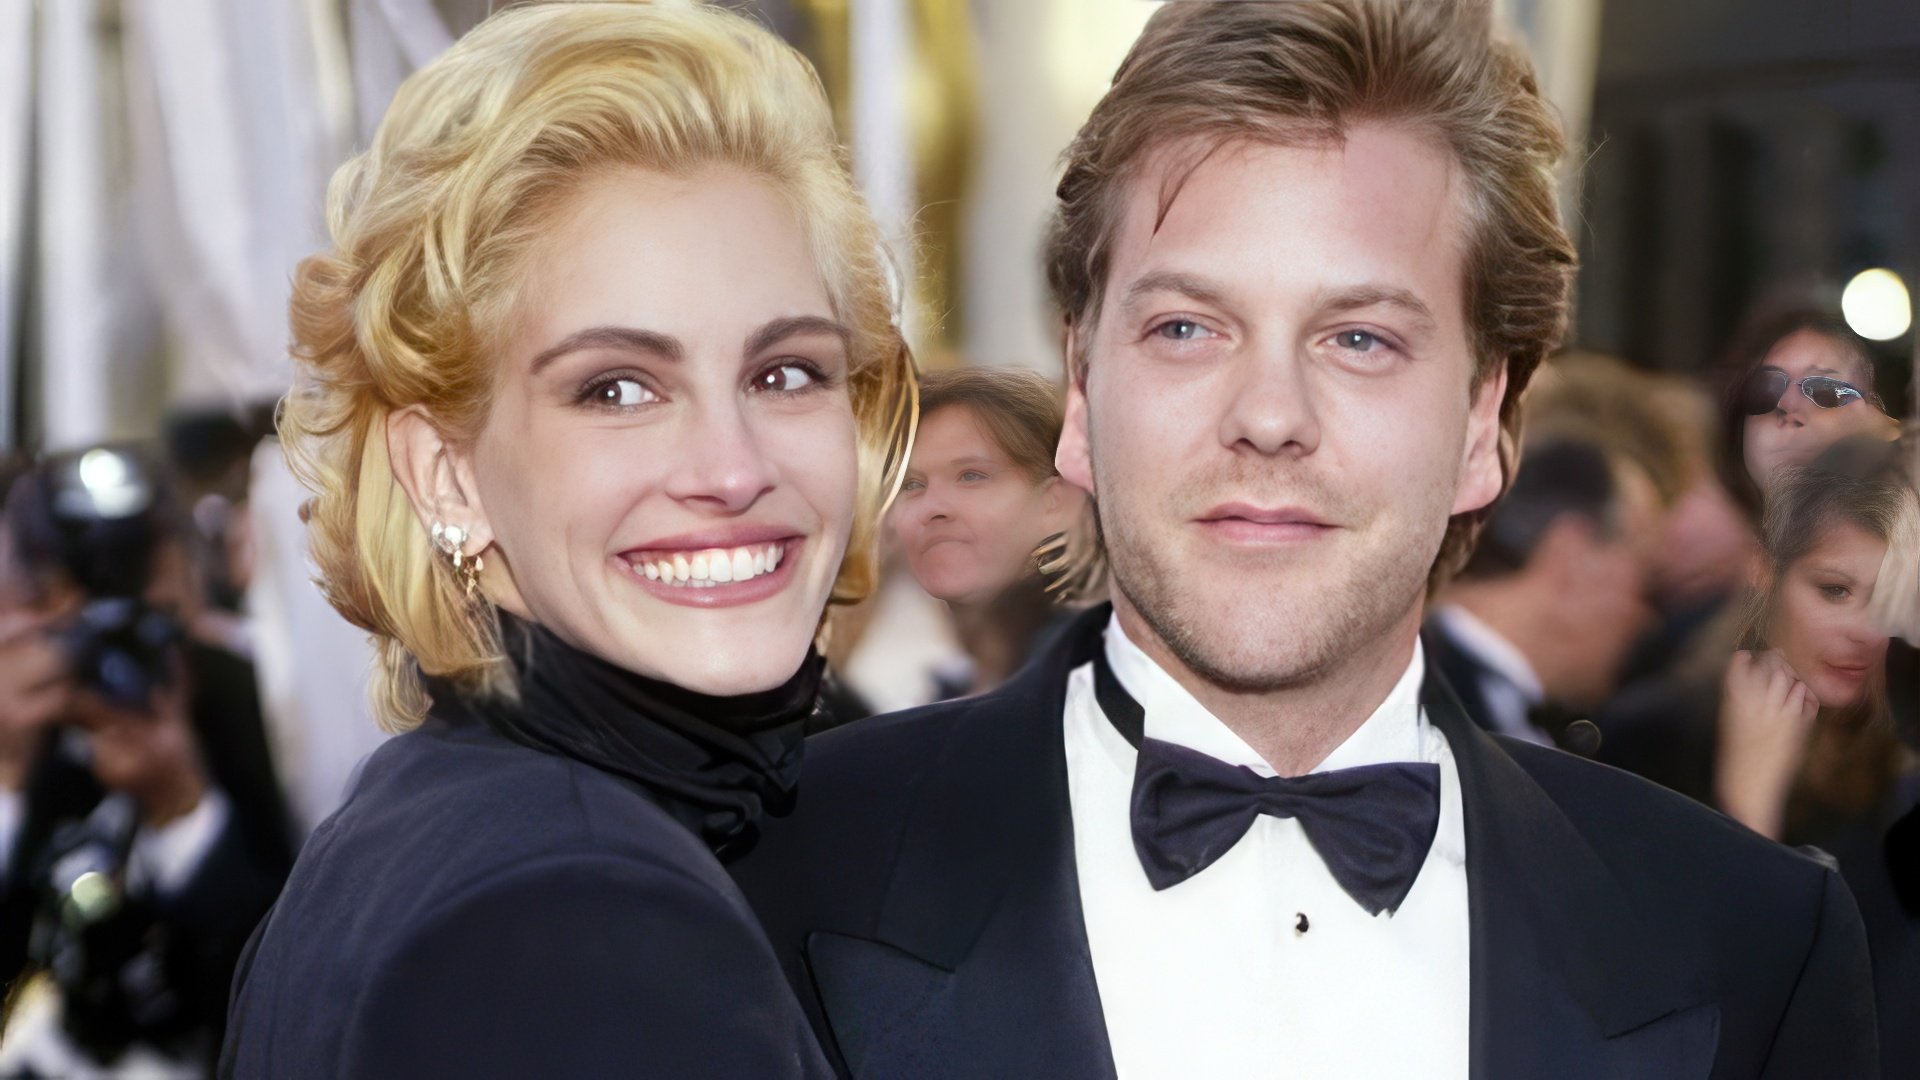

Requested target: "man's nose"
[{"left": 1218, "top": 348, "right": 1321, "bottom": 457}]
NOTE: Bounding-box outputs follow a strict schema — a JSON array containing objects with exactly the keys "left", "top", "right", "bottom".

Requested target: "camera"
[{"left": 5, "top": 446, "right": 187, "bottom": 710}]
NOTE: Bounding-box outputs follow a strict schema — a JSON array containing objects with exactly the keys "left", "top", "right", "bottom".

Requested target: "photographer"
[{"left": 0, "top": 448, "right": 292, "bottom": 1074}]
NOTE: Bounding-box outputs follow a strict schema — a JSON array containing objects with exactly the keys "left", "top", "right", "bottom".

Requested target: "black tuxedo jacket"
[{"left": 733, "top": 605, "right": 1878, "bottom": 1079}]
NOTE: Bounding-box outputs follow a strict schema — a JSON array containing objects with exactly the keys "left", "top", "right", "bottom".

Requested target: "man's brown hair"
[{"left": 1044, "top": 0, "right": 1576, "bottom": 583}]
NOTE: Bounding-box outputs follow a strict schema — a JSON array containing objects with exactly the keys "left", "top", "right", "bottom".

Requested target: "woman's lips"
[{"left": 615, "top": 538, "right": 802, "bottom": 608}]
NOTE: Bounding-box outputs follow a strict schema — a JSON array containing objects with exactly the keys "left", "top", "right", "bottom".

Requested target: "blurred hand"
[
  {"left": 72, "top": 679, "right": 207, "bottom": 829},
  {"left": 1847, "top": 402, "right": 1904, "bottom": 443},
  {"left": 0, "top": 611, "right": 72, "bottom": 789},
  {"left": 1716, "top": 648, "right": 1820, "bottom": 839}
]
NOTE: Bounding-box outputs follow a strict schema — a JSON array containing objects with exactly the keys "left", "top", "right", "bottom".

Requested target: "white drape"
[
  {"left": 36, "top": 0, "right": 155, "bottom": 450},
  {"left": 961, "top": 0, "right": 1155, "bottom": 375},
  {"left": 120, "top": 0, "right": 352, "bottom": 407},
  {"left": 0, "top": 0, "right": 31, "bottom": 451},
  {"left": 347, "top": 0, "right": 455, "bottom": 146}
]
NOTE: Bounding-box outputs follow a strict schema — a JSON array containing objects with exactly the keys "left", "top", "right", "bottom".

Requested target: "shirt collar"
[
  {"left": 1432, "top": 603, "right": 1546, "bottom": 705},
  {"left": 1102, "top": 611, "right": 1428, "bottom": 778}
]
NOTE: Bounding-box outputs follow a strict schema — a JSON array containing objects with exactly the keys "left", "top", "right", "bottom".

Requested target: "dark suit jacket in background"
[
  {"left": 0, "top": 642, "right": 293, "bottom": 1059},
  {"left": 220, "top": 706, "right": 830, "bottom": 1080},
  {"left": 733, "top": 605, "right": 1879, "bottom": 1079}
]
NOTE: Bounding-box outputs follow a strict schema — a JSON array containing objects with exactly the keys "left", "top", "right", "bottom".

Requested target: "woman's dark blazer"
[{"left": 220, "top": 706, "right": 829, "bottom": 1079}]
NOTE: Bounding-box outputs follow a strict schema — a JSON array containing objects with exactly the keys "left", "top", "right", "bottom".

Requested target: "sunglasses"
[{"left": 1739, "top": 368, "right": 1873, "bottom": 416}]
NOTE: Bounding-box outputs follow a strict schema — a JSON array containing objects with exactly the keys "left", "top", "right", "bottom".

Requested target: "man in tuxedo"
[
  {"left": 733, "top": 2, "right": 1878, "bottom": 1077},
  {"left": 1424, "top": 437, "right": 1661, "bottom": 748}
]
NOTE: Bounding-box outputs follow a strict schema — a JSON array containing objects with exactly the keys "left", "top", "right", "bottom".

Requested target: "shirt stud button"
[{"left": 1294, "top": 912, "right": 1310, "bottom": 935}]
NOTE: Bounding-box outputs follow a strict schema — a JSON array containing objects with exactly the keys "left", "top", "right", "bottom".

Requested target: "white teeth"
[{"left": 635, "top": 543, "right": 787, "bottom": 587}]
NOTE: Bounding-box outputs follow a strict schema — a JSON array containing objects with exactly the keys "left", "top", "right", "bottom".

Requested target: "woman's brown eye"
[
  {"left": 756, "top": 364, "right": 816, "bottom": 392},
  {"left": 595, "top": 378, "right": 651, "bottom": 406}
]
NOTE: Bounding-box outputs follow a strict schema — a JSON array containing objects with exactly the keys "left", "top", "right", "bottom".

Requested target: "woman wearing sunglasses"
[{"left": 1718, "top": 303, "right": 1902, "bottom": 516}]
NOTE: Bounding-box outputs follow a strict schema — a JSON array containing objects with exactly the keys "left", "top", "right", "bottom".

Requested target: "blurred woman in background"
[
  {"left": 1719, "top": 303, "right": 1902, "bottom": 516},
  {"left": 1717, "top": 466, "right": 1912, "bottom": 842},
  {"left": 1716, "top": 464, "right": 1920, "bottom": 1078},
  {"left": 891, "top": 367, "right": 1089, "bottom": 696},
  {"left": 221, "top": 3, "right": 911, "bottom": 1077}
]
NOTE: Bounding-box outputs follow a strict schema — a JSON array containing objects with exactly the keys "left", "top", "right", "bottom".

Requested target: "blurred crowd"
[{"left": 0, "top": 288, "right": 1913, "bottom": 1075}]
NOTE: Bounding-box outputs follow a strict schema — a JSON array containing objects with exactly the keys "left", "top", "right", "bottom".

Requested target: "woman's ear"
[
  {"left": 1746, "top": 550, "right": 1773, "bottom": 594},
  {"left": 386, "top": 407, "right": 497, "bottom": 557}
]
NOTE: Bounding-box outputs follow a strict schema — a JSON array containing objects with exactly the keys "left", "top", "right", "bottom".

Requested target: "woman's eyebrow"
[
  {"left": 530, "top": 326, "right": 683, "bottom": 372},
  {"left": 744, "top": 315, "right": 851, "bottom": 358}
]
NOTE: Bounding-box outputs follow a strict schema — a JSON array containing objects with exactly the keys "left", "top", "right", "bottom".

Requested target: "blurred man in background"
[
  {"left": 1425, "top": 438, "right": 1662, "bottom": 748},
  {"left": 0, "top": 447, "right": 291, "bottom": 1075}
]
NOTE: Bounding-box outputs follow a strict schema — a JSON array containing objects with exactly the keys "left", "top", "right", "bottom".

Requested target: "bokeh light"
[{"left": 1841, "top": 268, "right": 1912, "bottom": 341}]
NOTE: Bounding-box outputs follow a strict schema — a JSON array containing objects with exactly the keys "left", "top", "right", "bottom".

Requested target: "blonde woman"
[{"left": 220, "top": 3, "right": 911, "bottom": 1077}]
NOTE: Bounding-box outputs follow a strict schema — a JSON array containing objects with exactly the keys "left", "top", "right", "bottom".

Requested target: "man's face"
[{"left": 1058, "top": 127, "right": 1505, "bottom": 692}]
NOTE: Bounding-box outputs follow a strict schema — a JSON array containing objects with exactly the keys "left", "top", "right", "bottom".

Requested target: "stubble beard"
[{"left": 1096, "top": 467, "right": 1441, "bottom": 697}]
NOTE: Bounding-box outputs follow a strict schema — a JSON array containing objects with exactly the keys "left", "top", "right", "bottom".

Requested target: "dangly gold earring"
[
  {"left": 1032, "top": 531, "right": 1069, "bottom": 579},
  {"left": 431, "top": 521, "right": 485, "bottom": 599}
]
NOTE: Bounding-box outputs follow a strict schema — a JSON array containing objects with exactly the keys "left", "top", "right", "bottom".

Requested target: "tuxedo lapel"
[
  {"left": 1421, "top": 673, "right": 1720, "bottom": 1079},
  {"left": 803, "top": 609, "right": 1116, "bottom": 1080}
]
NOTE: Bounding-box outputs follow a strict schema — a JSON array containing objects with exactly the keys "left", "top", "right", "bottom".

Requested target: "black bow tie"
[{"left": 1093, "top": 641, "right": 1441, "bottom": 916}]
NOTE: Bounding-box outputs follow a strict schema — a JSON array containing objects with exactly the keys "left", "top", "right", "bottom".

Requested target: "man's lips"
[{"left": 1194, "top": 503, "right": 1336, "bottom": 542}]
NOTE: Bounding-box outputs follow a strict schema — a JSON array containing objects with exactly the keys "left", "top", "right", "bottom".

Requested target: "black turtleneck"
[{"left": 447, "top": 613, "right": 824, "bottom": 862}]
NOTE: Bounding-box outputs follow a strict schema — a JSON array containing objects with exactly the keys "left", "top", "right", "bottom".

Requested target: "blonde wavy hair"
[{"left": 281, "top": 0, "right": 916, "bottom": 730}]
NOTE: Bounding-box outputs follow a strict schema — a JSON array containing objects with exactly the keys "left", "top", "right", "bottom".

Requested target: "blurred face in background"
[
  {"left": 1766, "top": 519, "right": 1890, "bottom": 710},
  {"left": 1743, "top": 330, "right": 1893, "bottom": 492},
  {"left": 443, "top": 167, "right": 859, "bottom": 695},
  {"left": 894, "top": 405, "right": 1071, "bottom": 606},
  {"left": 1549, "top": 464, "right": 1663, "bottom": 706}
]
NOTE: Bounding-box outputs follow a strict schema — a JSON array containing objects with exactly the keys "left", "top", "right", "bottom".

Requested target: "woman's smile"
[{"left": 616, "top": 537, "right": 804, "bottom": 608}]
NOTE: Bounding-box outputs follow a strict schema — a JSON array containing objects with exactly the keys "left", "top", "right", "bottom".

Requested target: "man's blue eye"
[
  {"left": 1335, "top": 330, "right": 1381, "bottom": 351},
  {"left": 1156, "top": 320, "right": 1205, "bottom": 341}
]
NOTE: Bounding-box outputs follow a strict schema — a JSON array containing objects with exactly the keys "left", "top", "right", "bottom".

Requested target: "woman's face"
[
  {"left": 1769, "top": 519, "right": 1891, "bottom": 710},
  {"left": 893, "top": 405, "right": 1066, "bottom": 606},
  {"left": 1743, "top": 329, "right": 1891, "bottom": 491},
  {"left": 461, "top": 167, "right": 858, "bottom": 695}
]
